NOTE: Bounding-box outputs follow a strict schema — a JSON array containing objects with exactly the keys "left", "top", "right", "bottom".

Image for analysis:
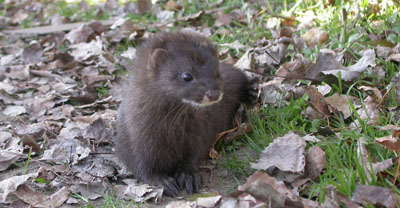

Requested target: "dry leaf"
[
  {"left": 3, "top": 105, "right": 26, "bottom": 116},
  {"left": 388, "top": 53, "right": 400, "bottom": 62},
  {"left": 306, "top": 86, "right": 333, "bottom": 118},
  {"left": 165, "top": 0, "right": 182, "bottom": 11},
  {"left": 306, "top": 49, "right": 376, "bottom": 82},
  {"left": 0, "top": 151, "right": 21, "bottom": 171},
  {"left": 114, "top": 182, "right": 162, "bottom": 203},
  {"left": 325, "top": 93, "right": 359, "bottom": 119},
  {"left": 282, "top": 17, "right": 296, "bottom": 27},
  {"left": 251, "top": 132, "right": 306, "bottom": 173},
  {"left": 14, "top": 185, "right": 69, "bottom": 208},
  {"left": 351, "top": 185, "right": 399, "bottom": 208},
  {"left": 214, "top": 10, "right": 233, "bottom": 27},
  {"left": 358, "top": 137, "right": 394, "bottom": 182},
  {"left": 0, "top": 173, "right": 38, "bottom": 202},
  {"left": 376, "top": 135, "right": 400, "bottom": 152},
  {"left": 22, "top": 43, "right": 43, "bottom": 64},
  {"left": 305, "top": 146, "right": 326, "bottom": 180},
  {"left": 196, "top": 195, "right": 222, "bottom": 208},
  {"left": 302, "top": 28, "right": 329, "bottom": 47},
  {"left": 64, "top": 24, "right": 95, "bottom": 44},
  {"left": 239, "top": 171, "right": 320, "bottom": 208}
]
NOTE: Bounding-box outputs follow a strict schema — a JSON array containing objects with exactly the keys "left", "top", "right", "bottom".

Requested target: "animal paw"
[
  {"left": 147, "top": 175, "right": 180, "bottom": 197},
  {"left": 246, "top": 77, "right": 260, "bottom": 104},
  {"left": 176, "top": 171, "right": 201, "bottom": 194}
]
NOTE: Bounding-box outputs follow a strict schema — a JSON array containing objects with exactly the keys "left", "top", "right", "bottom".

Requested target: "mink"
[{"left": 115, "top": 31, "right": 255, "bottom": 196}]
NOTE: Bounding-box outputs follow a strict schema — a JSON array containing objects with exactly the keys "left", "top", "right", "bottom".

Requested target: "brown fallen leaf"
[
  {"left": 306, "top": 49, "right": 376, "bottom": 82},
  {"left": 388, "top": 53, "right": 400, "bottom": 62},
  {"left": 306, "top": 86, "right": 338, "bottom": 119},
  {"left": 302, "top": 28, "right": 329, "bottom": 47},
  {"left": 323, "top": 185, "right": 362, "bottom": 208},
  {"left": 0, "top": 173, "right": 38, "bottom": 202},
  {"left": 15, "top": 185, "right": 69, "bottom": 208},
  {"left": 359, "top": 137, "right": 394, "bottom": 182},
  {"left": 351, "top": 185, "right": 399, "bottom": 208},
  {"left": 376, "top": 135, "right": 400, "bottom": 152},
  {"left": 165, "top": 0, "right": 182, "bottom": 11},
  {"left": 325, "top": 93, "right": 360, "bottom": 119},
  {"left": 0, "top": 151, "right": 21, "bottom": 172},
  {"left": 64, "top": 24, "right": 95, "bottom": 44},
  {"left": 114, "top": 181, "right": 162, "bottom": 203},
  {"left": 20, "top": 135, "right": 41, "bottom": 153},
  {"left": 350, "top": 85, "right": 381, "bottom": 127},
  {"left": 305, "top": 146, "right": 326, "bottom": 180},
  {"left": 239, "top": 171, "right": 320, "bottom": 208},
  {"left": 22, "top": 43, "right": 43, "bottom": 64},
  {"left": 214, "top": 10, "right": 233, "bottom": 27},
  {"left": 282, "top": 16, "right": 296, "bottom": 27}
]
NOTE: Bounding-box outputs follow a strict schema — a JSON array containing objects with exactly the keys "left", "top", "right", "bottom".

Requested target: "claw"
[
  {"left": 175, "top": 171, "right": 202, "bottom": 194},
  {"left": 145, "top": 175, "right": 180, "bottom": 197},
  {"left": 184, "top": 174, "right": 194, "bottom": 194}
]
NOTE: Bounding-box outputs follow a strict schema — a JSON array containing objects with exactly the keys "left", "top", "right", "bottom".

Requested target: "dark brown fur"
[{"left": 115, "top": 32, "right": 251, "bottom": 196}]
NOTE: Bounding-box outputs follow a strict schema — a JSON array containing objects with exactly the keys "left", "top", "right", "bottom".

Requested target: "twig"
[
  {"left": 378, "top": 87, "right": 392, "bottom": 109},
  {"left": 393, "top": 153, "right": 400, "bottom": 185},
  {"left": 340, "top": 8, "right": 347, "bottom": 43}
]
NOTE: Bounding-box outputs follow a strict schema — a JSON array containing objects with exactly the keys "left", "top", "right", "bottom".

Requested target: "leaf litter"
[{"left": 0, "top": 0, "right": 400, "bottom": 207}]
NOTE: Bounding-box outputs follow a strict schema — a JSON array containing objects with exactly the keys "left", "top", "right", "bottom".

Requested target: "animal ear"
[{"left": 149, "top": 48, "right": 168, "bottom": 69}]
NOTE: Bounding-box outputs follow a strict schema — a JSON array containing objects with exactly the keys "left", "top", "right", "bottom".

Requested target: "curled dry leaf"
[
  {"left": 14, "top": 185, "right": 69, "bottom": 208},
  {"left": 22, "top": 42, "right": 43, "bottom": 64},
  {"left": 114, "top": 182, "right": 163, "bottom": 203},
  {"left": 0, "top": 151, "right": 21, "bottom": 172},
  {"left": 306, "top": 86, "right": 332, "bottom": 118},
  {"left": 325, "top": 93, "right": 360, "bottom": 119},
  {"left": 71, "top": 183, "right": 107, "bottom": 201},
  {"left": 323, "top": 185, "right": 362, "bottom": 208},
  {"left": 305, "top": 146, "right": 326, "bottom": 180},
  {"left": 64, "top": 24, "right": 95, "bottom": 44},
  {"left": 165, "top": 0, "right": 183, "bottom": 11},
  {"left": 234, "top": 37, "right": 291, "bottom": 74},
  {"left": 358, "top": 137, "right": 394, "bottom": 182},
  {"left": 239, "top": 171, "right": 320, "bottom": 208},
  {"left": 351, "top": 85, "right": 381, "bottom": 127},
  {"left": 376, "top": 135, "right": 400, "bottom": 152},
  {"left": 0, "top": 172, "right": 38, "bottom": 203},
  {"left": 359, "top": 85, "right": 382, "bottom": 102},
  {"left": 282, "top": 17, "right": 296, "bottom": 27},
  {"left": 3, "top": 105, "right": 26, "bottom": 116},
  {"left": 68, "top": 38, "right": 105, "bottom": 62},
  {"left": 381, "top": 124, "right": 400, "bottom": 131},
  {"left": 302, "top": 28, "right": 329, "bottom": 48},
  {"left": 251, "top": 132, "right": 306, "bottom": 173},
  {"left": 214, "top": 10, "right": 233, "bottom": 27},
  {"left": 351, "top": 185, "right": 399, "bottom": 208},
  {"left": 306, "top": 49, "right": 376, "bottom": 82}
]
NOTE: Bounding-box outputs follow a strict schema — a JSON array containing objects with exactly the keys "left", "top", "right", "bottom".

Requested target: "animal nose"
[{"left": 206, "top": 90, "right": 221, "bottom": 101}]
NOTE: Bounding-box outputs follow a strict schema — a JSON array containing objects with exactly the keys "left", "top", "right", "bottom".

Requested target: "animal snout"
[{"left": 205, "top": 90, "right": 221, "bottom": 101}]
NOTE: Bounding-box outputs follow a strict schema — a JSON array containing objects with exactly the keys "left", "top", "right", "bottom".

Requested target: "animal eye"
[{"left": 182, "top": 72, "right": 193, "bottom": 82}]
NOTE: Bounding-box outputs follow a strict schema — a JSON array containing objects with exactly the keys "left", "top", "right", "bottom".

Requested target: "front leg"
[{"left": 175, "top": 159, "right": 202, "bottom": 194}]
